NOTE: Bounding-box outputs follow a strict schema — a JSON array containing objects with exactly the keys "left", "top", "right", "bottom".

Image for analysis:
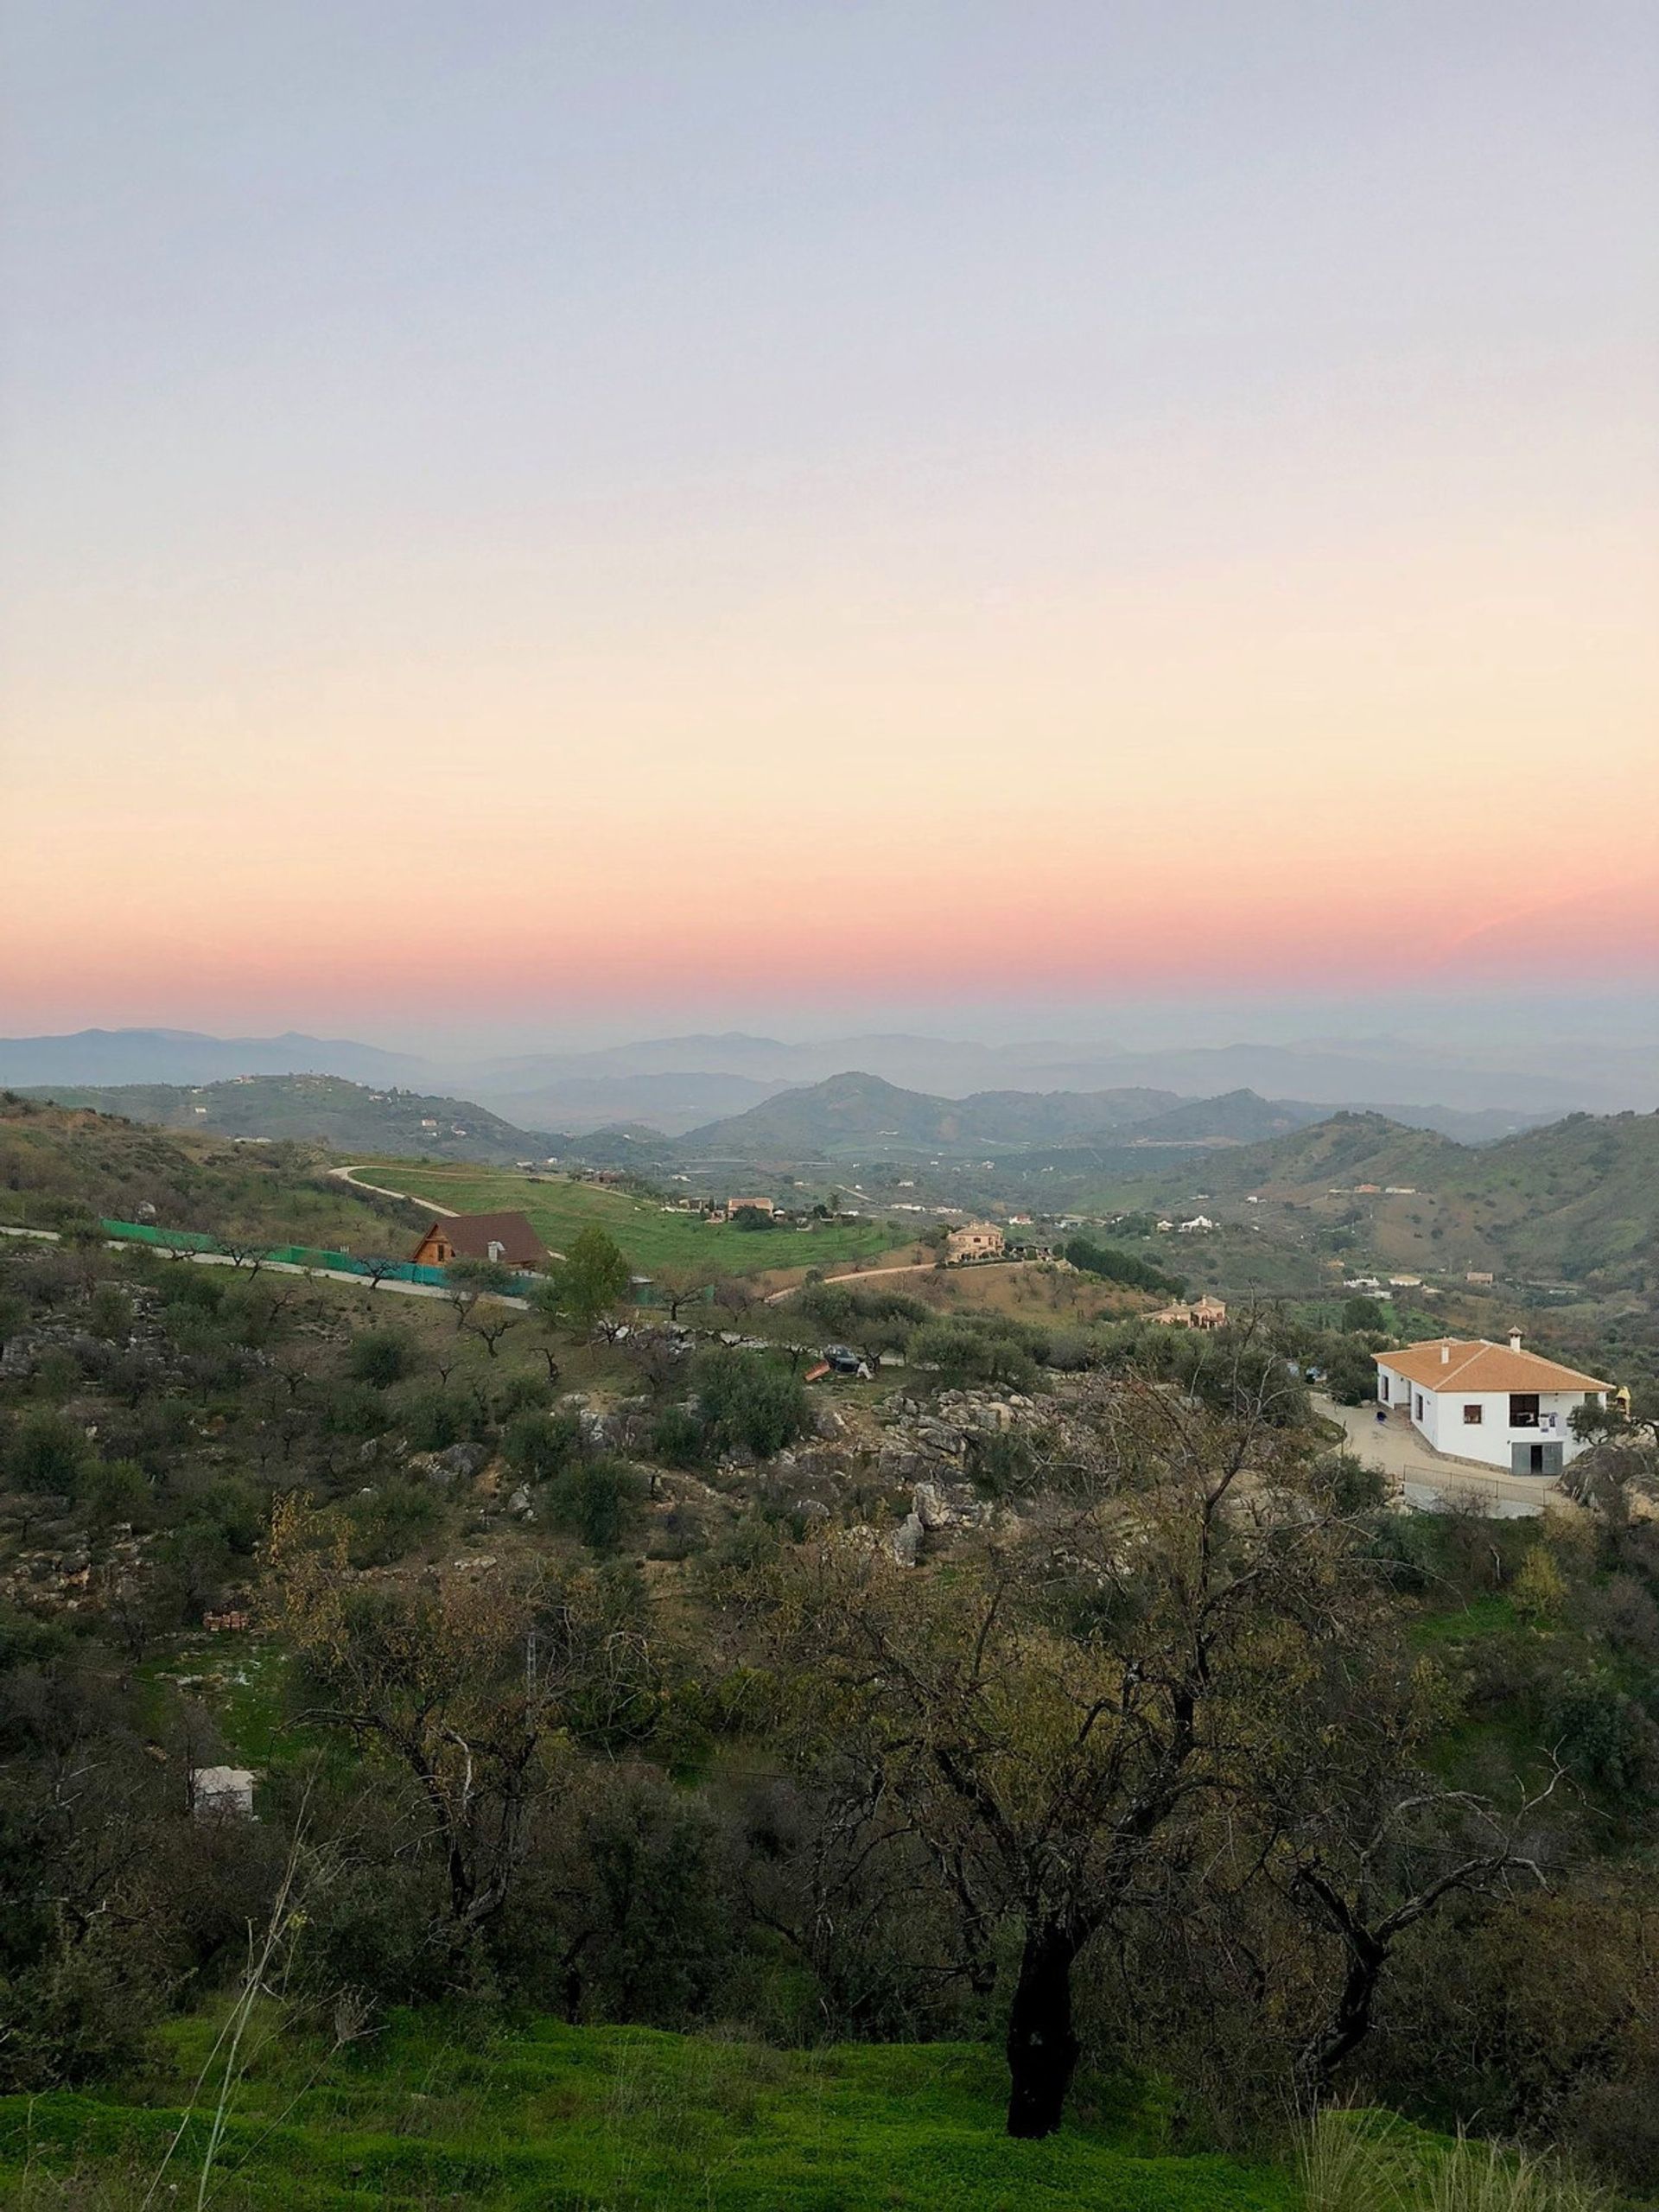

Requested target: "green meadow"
[
  {"left": 350, "top": 1160, "right": 909, "bottom": 1278},
  {"left": 0, "top": 2014, "right": 1294, "bottom": 2212}
]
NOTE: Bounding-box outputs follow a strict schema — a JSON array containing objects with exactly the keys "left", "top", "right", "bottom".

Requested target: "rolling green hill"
[{"left": 19, "top": 1074, "right": 552, "bottom": 1166}]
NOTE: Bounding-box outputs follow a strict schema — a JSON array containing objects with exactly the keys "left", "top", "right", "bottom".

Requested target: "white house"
[{"left": 1372, "top": 1333, "right": 1611, "bottom": 1477}]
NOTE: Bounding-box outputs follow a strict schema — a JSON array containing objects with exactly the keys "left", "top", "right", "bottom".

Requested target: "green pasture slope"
[
  {"left": 350, "top": 1160, "right": 906, "bottom": 1278},
  {"left": 0, "top": 2014, "right": 1293, "bottom": 2211}
]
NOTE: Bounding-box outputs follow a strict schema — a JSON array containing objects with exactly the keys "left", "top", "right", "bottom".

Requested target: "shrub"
[
  {"left": 1063, "top": 1236, "right": 1184, "bottom": 1298},
  {"left": 6, "top": 1409, "right": 90, "bottom": 1494},
  {"left": 906, "top": 1319, "right": 1038, "bottom": 1395},
  {"left": 348, "top": 1331, "right": 413, "bottom": 1387},
  {"left": 692, "top": 1349, "right": 810, "bottom": 1458},
  {"left": 346, "top": 1478, "right": 444, "bottom": 1567},
  {"left": 320, "top": 1381, "right": 390, "bottom": 1440},
  {"left": 546, "top": 1454, "right": 644, "bottom": 1554},
  {"left": 401, "top": 1388, "right": 469, "bottom": 1452},
  {"left": 86, "top": 1285, "right": 133, "bottom": 1342},
  {"left": 502, "top": 1409, "right": 582, "bottom": 1482},
  {"left": 651, "top": 1403, "right": 709, "bottom": 1467}
]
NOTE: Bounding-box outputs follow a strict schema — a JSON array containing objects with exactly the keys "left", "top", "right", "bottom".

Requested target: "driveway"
[{"left": 1317, "top": 1395, "right": 1559, "bottom": 1516}]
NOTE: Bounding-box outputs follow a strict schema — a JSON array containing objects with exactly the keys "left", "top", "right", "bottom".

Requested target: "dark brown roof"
[{"left": 415, "top": 1211, "right": 548, "bottom": 1268}]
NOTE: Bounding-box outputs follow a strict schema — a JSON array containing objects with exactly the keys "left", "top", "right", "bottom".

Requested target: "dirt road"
[{"left": 327, "top": 1165, "right": 459, "bottom": 1214}]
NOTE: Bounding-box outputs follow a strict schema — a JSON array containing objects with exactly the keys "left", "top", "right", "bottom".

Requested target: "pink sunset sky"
[{"left": 3, "top": 3, "right": 1656, "bottom": 1045}]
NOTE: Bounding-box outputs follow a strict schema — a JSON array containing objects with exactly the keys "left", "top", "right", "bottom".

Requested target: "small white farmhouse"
[{"left": 1372, "top": 1333, "right": 1611, "bottom": 1477}]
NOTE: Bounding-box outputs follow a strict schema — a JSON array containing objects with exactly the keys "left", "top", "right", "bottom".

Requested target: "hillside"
[
  {"left": 1119, "top": 1107, "right": 1659, "bottom": 1291},
  {"left": 0, "top": 1095, "right": 408, "bottom": 1248},
  {"left": 19, "top": 1074, "right": 553, "bottom": 1166},
  {"left": 1120, "top": 1088, "right": 1330, "bottom": 1145},
  {"left": 1150, "top": 1111, "right": 1466, "bottom": 1198},
  {"left": 0, "top": 1026, "right": 423, "bottom": 1087},
  {"left": 679, "top": 1071, "right": 1179, "bottom": 1158}
]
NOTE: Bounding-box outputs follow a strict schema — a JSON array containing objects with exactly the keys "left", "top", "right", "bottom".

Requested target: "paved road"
[{"left": 1317, "top": 1395, "right": 1560, "bottom": 1516}]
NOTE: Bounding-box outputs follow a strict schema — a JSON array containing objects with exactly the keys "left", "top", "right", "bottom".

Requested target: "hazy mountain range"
[{"left": 3, "top": 1024, "right": 1640, "bottom": 1128}]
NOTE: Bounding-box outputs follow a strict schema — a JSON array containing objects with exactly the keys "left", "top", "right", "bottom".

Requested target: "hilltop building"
[
  {"left": 410, "top": 1211, "right": 548, "bottom": 1270},
  {"left": 1151, "top": 1295, "right": 1228, "bottom": 1330},
  {"left": 1372, "top": 1333, "right": 1611, "bottom": 1477},
  {"left": 945, "top": 1222, "right": 1005, "bottom": 1262}
]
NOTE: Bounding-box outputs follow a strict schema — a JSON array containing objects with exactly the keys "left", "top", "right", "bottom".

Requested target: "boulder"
[{"left": 889, "top": 1510, "right": 924, "bottom": 1568}]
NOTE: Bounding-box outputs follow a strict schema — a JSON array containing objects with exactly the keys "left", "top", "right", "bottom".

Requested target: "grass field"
[
  {"left": 0, "top": 2013, "right": 1296, "bottom": 2211},
  {"left": 347, "top": 1160, "right": 908, "bottom": 1280}
]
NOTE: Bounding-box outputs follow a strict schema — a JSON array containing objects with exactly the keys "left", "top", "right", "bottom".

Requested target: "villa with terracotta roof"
[{"left": 1373, "top": 1332, "right": 1611, "bottom": 1477}]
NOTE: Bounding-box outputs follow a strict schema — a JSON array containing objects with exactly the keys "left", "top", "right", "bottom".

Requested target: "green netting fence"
[{"left": 98, "top": 1220, "right": 531, "bottom": 1293}]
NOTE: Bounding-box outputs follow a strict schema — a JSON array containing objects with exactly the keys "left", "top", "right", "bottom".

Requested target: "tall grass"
[{"left": 1299, "top": 2110, "right": 1611, "bottom": 2212}]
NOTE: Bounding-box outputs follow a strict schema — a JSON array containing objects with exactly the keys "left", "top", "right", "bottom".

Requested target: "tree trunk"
[
  {"left": 1005, "top": 1922, "right": 1081, "bottom": 2139},
  {"left": 1296, "top": 1928, "right": 1388, "bottom": 2101}
]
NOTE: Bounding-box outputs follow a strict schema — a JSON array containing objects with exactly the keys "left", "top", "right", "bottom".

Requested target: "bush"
[
  {"left": 1544, "top": 1669, "right": 1659, "bottom": 1799},
  {"left": 651, "top": 1404, "right": 709, "bottom": 1467},
  {"left": 502, "top": 1409, "right": 582, "bottom": 1482},
  {"left": 86, "top": 1285, "right": 133, "bottom": 1342},
  {"left": 692, "top": 1349, "right": 810, "bottom": 1459},
  {"left": 320, "top": 1381, "right": 391, "bottom": 1440},
  {"left": 401, "top": 1388, "right": 470, "bottom": 1452},
  {"left": 346, "top": 1478, "right": 444, "bottom": 1566},
  {"left": 348, "top": 1331, "right": 413, "bottom": 1387},
  {"left": 906, "top": 1319, "right": 1038, "bottom": 1395},
  {"left": 1063, "top": 1236, "right": 1184, "bottom": 1299},
  {"left": 546, "top": 1454, "right": 644, "bottom": 1553},
  {"left": 6, "top": 1409, "right": 90, "bottom": 1494}
]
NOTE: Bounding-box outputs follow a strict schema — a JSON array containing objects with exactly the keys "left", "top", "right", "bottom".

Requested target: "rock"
[
  {"left": 506, "top": 1485, "right": 533, "bottom": 1516},
  {"left": 913, "top": 1479, "right": 989, "bottom": 1535},
  {"left": 438, "top": 1441, "right": 490, "bottom": 1481},
  {"left": 912, "top": 1480, "right": 950, "bottom": 1531},
  {"left": 813, "top": 1408, "right": 846, "bottom": 1440},
  {"left": 889, "top": 1511, "right": 924, "bottom": 1567}
]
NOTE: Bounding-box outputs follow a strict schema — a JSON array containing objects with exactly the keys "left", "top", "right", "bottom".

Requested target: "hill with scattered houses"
[
  {"left": 1117, "top": 1107, "right": 1659, "bottom": 1293},
  {"left": 16, "top": 1075, "right": 556, "bottom": 1167}
]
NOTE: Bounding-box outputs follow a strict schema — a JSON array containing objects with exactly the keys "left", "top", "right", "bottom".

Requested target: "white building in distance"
[{"left": 1372, "top": 1333, "right": 1611, "bottom": 1477}]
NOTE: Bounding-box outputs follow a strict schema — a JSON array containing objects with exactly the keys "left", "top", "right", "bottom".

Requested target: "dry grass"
[{"left": 1298, "top": 2111, "right": 1611, "bottom": 2212}]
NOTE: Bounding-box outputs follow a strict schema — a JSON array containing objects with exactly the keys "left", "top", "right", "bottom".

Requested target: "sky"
[{"left": 3, "top": 2, "right": 1656, "bottom": 1051}]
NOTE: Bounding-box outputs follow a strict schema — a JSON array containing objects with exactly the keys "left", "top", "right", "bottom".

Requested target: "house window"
[
  {"left": 1463, "top": 1403, "right": 1483, "bottom": 1425},
  {"left": 1509, "top": 1394, "right": 1540, "bottom": 1429},
  {"left": 1414, "top": 1394, "right": 1424, "bottom": 1421},
  {"left": 1379, "top": 1376, "right": 1389, "bottom": 1402}
]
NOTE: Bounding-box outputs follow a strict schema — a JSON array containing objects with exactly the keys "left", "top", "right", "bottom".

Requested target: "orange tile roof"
[{"left": 1374, "top": 1339, "right": 1611, "bottom": 1395}]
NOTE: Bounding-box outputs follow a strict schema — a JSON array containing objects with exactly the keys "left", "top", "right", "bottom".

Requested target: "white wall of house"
[{"left": 1375, "top": 1363, "right": 1604, "bottom": 1471}]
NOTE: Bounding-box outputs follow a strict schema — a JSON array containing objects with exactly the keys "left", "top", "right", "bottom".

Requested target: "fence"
[{"left": 98, "top": 1219, "right": 534, "bottom": 1294}]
